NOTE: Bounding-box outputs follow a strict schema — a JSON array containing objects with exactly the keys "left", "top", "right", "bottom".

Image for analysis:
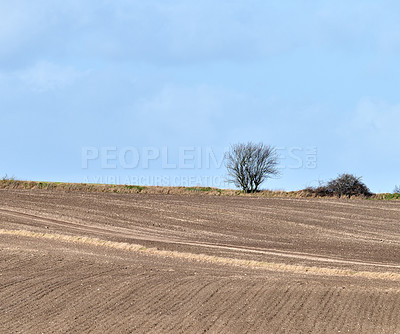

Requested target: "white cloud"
[{"left": 16, "top": 61, "right": 89, "bottom": 92}]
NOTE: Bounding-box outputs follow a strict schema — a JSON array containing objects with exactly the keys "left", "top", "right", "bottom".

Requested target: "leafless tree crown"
[{"left": 225, "top": 142, "right": 279, "bottom": 193}]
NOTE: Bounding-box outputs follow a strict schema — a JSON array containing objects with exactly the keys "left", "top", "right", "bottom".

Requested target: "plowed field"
[{"left": 1, "top": 190, "right": 400, "bottom": 333}]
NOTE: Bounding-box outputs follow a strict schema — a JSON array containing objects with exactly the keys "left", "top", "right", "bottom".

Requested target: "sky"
[{"left": 1, "top": 0, "right": 399, "bottom": 192}]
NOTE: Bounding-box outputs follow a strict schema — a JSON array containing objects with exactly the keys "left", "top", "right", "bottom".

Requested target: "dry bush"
[
  {"left": 303, "top": 174, "right": 372, "bottom": 198},
  {"left": 303, "top": 185, "right": 333, "bottom": 197}
]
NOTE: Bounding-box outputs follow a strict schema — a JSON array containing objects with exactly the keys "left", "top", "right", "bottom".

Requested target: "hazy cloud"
[
  {"left": 15, "top": 61, "right": 89, "bottom": 92},
  {"left": 2, "top": 0, "right": 400, "bottom": 67},
  {"left": 352, "top": 97, "right": 400, "bottom": 138}
]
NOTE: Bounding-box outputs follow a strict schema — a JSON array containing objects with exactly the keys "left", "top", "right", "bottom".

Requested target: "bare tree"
[
  {"left": 394, "top": 185, "right": 400, "bottom": 193},
  {"left": 225, "top": 142, "right": 279, "bottom": 193}
]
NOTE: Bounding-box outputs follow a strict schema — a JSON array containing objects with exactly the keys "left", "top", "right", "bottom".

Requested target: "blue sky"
[{"left": 1, "top": 0, "right": 399, "bottom": 192}]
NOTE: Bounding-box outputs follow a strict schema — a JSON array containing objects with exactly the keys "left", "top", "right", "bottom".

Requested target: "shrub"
[
  {"left": 304, "top": 185, "right": 333, "bottom": 197},
  {"left": 304, "top": 174, "right": 372, "bottom": 198},
  {"left": 326, "top": 173, "right": 372, "bottom": 198}
]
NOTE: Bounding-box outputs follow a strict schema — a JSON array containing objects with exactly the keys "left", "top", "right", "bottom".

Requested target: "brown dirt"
[{"left": 1, "top": 189, "right": 400, "bottom": 333}]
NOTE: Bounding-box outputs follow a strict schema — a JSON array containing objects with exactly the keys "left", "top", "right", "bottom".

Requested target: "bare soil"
[{"left": 1, "top": 189, "right": 400, "bottom": 333}]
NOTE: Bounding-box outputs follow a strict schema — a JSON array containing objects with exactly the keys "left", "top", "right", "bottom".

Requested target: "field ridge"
[{"left": 2, "top": 228, "right": 400, "bottom": 281}]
